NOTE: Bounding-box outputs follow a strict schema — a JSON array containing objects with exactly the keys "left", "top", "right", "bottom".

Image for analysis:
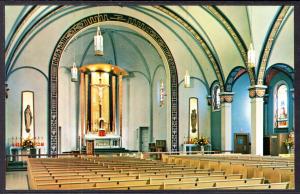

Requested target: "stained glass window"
[
  {"left": 212, "top": 84, "right": 220, "bottom": 111},
  {"left": 274, "top": 84, "right": 288, "bottom": 128}
]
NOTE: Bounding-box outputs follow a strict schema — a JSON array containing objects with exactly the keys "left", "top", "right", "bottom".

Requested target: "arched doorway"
[{"left": 48, "top": 13, "right": 179, "bottom": 154}]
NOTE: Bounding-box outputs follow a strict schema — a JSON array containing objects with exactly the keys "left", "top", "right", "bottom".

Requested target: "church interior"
[{"left": 4, "top": 4, "right": 295, "bottom": 191}]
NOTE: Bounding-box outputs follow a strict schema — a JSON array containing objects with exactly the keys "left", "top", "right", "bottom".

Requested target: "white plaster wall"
[
  {"left": 122, "top": 74, "right": 150, "bottom": 151},
  {"left": 58, "top": 68, "right": 79, "bottom": 153},
  {"left": 6, "top": 69, "right": 48, "bottom": 152},
  {"left": 178, "top": 79, "right": 210, "bottom": 151}
]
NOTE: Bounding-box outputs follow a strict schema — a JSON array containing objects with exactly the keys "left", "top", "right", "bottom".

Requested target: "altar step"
[{"left": 81, "top": 147, "right": 138, "bottom": 154}]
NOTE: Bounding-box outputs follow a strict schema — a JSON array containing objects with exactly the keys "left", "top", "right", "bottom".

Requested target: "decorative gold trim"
[
  {"left": 80, "top": 63, "right": 128, "bottom": 76},
  {"left": 205, "top": 6, "right": 256, "bottom": 86},
  {"left": 154, "top": 6, "right": 225, "bottom": 91},
  {"left": 257, "top": 6, "right": 290, "bottom": 85}
]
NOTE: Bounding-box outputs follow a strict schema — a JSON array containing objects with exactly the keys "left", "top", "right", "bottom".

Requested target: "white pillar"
[
  {"left": 249, "top": 85, "right": 267, "bottom": 156},
  {"left": 221, "top": 102, "right": 232, "bottom": 152},
  {"left": 220, "top": 92, "right": 234, "bottom": 152},
  {"left": 250, "top": 97, "right": 264, "bottom": 155}
]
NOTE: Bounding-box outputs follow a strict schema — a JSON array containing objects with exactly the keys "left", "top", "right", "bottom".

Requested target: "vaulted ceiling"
[{"left": 5, "top": 5, "right": 294, "bottom": 90}]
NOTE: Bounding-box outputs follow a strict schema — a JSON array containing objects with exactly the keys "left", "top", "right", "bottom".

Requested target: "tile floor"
[{"left": 6, "top": 171, "right": 28, "bottom": 190}]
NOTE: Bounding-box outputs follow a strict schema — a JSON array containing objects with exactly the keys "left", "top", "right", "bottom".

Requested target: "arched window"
[
  {"left": 212, "top": 83, "right": 221, "bottom": 111},
  {"left": 274, "top": 82, "right": 288, "bottom": 128}
]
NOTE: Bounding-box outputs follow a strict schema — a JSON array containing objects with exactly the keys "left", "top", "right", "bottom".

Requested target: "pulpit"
[{"left": 79, "top": 64, "right": 128, "bottom": 150}]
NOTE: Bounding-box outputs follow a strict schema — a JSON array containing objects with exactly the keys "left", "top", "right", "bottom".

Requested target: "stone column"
[
  {"left": 220, "top": 92, "right": 234, "bottom": 152},
  {"left": 248, "top": 85, "right": 267, "bottom": 156},
  {"left": 290, "top": 88, "right": 294, "bottom": 129}
]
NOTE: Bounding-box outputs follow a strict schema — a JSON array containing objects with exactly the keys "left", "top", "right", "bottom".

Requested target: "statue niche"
[
  {"left": 191, "top": 109, "right": 197, "bottom": 133},
  {"left": 24, "top": 105, "right": 33, "bottom": 133}
]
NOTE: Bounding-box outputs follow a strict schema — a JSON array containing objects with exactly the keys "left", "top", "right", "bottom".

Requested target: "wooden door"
[
  {"left": 86, "top": 140, "right": 94, "bottom": 155},
  {"left": 139, "top": 127, "right": 149, "bottom": 152},
  {"left": 234, "top": 133, "right": 250, "bottom": 154}
]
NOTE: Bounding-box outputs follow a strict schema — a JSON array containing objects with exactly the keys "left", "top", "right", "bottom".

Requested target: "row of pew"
[
  {"left": 27, "top": 154, "right": 291, "bottom": 190},
  {"left": 162, "top": 154, "right": 294, "bottom": 189}
]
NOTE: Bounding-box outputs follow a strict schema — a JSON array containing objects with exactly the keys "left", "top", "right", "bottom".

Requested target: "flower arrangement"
[
  {"left": 22, "top": 138, "right": 35, "bottom": 149},
  {"left": 283, "top": 133, "right": 294, "bottom": 148},
  {"left": 283, "top": 139, "right": 294, "bottom": 147},
  {"left": 194, "top": 136, "right": 209, "bottom": 146}
]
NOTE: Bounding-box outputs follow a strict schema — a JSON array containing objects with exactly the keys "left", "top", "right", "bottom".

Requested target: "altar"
[
  {"left": 79, "top": 64, "right": 128, "bottom": 152},
  {"left": 84, "top": 134, "right": 121, "bottom": 149}
]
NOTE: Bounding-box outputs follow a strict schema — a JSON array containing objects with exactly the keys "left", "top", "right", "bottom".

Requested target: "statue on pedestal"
[
  {"left": 191, "top": 109, "right": 197, "bottom": 133},
  {"left": 24, "top": 105, "right": 33, "bottom": 133}
]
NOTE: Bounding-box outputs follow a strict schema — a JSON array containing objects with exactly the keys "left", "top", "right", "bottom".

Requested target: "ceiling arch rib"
[
  {"left": 6, "top": 5, "right": 63, "bottom": 76},
  {"left": 256, "top": 6, "right": 290, "bottom": 85},
  {"left": 6, "top": 6, "right": 53, "bottom": 57},
  {"left": 114, "top": 31, "right": 151, "bottom": 80},
  {"left": 179, "top": 6, "right": 221, "bottom": 66},
  {"left": 203, "top": 5, "right": 256, "bottom": 87},
  {"left": 5, "top": 6, "right": 31, "bottom": 48},
  {"left": 107, "top": 32, "right": 117, "bottom": 65},
  {"left": 7, "top": 66, "right": 49, "bottom": 81},
  {"left": 267, "top": 7, "right": 294, "bottom": 69},
  {"left": 133, "top": 6, "right": 209, "bottom": 88},
  {"left": 155, "top": 5, "right": 225, "bottom": 91},
  {"left": 5, "top": 5, "right": 37, "bottom": 52},
  {"left": 5, "top": 6, "right": 206, "bottom": 87}
]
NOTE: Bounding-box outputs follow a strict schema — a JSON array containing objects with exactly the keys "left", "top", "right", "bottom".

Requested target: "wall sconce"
[
  {"left": 71, "top": 62, "right": 78, "bottom": 82},
  {"left": 159, "top": 80, "right": 167, "bottom": 107},
  {"left": 184, "top": 70, "right": 190, "bottom": 88}
]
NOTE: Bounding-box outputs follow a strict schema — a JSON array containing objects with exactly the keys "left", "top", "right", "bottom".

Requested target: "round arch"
[{"left": 48, "top": 13, "right": 179, "bottom": 154}]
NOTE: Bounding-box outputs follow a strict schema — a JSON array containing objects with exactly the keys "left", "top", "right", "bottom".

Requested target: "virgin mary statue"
[{"left": 24, "top": 105, "right": 33, "bottom": 133}]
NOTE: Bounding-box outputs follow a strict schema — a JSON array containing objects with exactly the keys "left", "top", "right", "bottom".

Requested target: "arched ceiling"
[{"left": 5, "top": 5, "right": 294, "bottom": 89}]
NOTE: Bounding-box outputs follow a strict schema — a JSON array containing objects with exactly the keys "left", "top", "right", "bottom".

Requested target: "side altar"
[{"left": 79, "top": 64, "right": 128, "bottom": 153}]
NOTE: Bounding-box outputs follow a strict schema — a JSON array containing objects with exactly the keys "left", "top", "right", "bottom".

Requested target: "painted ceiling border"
[
  {"left": 203, "top": 5, "right": 256, "bottom": 87},
  {"left": 257, "top": 6, "right": 290, "bottom": 85},
  {"left": 154, "top": 5, "right": 225, "bottom": 91}
]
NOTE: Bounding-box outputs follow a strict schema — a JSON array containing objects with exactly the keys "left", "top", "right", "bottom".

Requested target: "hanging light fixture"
[
  {"left": 184, "top": 70, "right": 190, "bottom": 88},
  {"left": 71, "top": 37, "right": 78, "bottom": 82},
  {"left": 247, "top": 43, "right": 256, "bottom": 68},
  {"left": 94, "top": 26, "right": 103, "bottom": 56},
  {"left": 71, "top": 62, "right": 78, "bottom": 82},
  {"left": 247, "top": 7, "right": 256, "bottom": 69}
]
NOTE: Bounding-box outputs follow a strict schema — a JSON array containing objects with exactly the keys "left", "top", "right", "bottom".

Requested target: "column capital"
[
  {"left": 248, "top": 85, "right": 267, "bottom": 98},
  {"left": 220, "top": 92, "right": 234, "bottom": 103},
  {"left": 206, "top": 95, "right": 212, "bottom": 106}
]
